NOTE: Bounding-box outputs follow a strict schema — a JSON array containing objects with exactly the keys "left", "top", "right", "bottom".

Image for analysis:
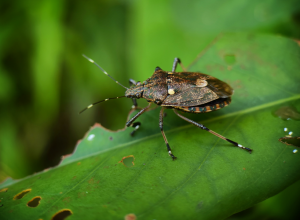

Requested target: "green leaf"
[{"left": 1, "top": 33, "right": 300, "bottom": 220}]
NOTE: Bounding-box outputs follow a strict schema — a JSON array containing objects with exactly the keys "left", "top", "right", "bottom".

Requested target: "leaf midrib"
[
  {"left": 65, "top": 93, "right": 300, "bottom": 164},
  {"left": 2, "top": 94, "right": 299, "bottom": 189}
]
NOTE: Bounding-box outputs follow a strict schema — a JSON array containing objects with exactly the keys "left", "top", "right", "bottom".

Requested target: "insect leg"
[
  {"left": 131, "top": 98, "right": 138, "bottom": 109},
  {"left": 160, "top": 108, "right": 177, "bottom": 160},
  {"left": 173, "top": 109, "right": 252, "bottom": 153},
  {"left": 126, "top": 103, "right": 151, "bottom": 136},
  {"left": 129, "top": 79, "right": 138, "bottom": 109},
  {"left": 172, "top": 58, "right": 180, "bottom": 72},
  {"left": 129, "top": 79, "right": 137, "bottom": 85},
  {"left": 172, "top": 57, "right": 187, "bottom": 72},
  {"left": 129, "top": 122, "right": 141, "bottom": 136}
]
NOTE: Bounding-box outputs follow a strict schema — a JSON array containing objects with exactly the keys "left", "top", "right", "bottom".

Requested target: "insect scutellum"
[{"left": 80, "top": 55, "right": 252, "bottom": 160}]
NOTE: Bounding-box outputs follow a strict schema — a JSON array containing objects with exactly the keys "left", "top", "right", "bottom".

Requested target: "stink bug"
[{"left": 81, "top": 55, "right": 252, "bottom": 160}]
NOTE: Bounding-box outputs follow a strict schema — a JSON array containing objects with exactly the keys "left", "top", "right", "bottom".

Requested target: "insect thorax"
[
  {"left": 125, "top": 70, "right": 168, "bottom": 104},
  {"left": 125, "top": 84, "right": 144, "bottom": 99}
]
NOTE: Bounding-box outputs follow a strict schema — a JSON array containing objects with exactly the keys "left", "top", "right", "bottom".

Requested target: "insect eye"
[{"left": 155, "top": 67, "right": 162, "bottom": 71}]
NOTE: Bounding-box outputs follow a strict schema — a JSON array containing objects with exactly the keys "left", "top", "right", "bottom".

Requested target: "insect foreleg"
[
  {"left": 160, "top": 108, "right": 177, "bottom": 160},
  {"left": 129, "top": 122, "right": 141, "bottom": 136},
  {"left": 129, "top": 79, "right": 138, "bottom": 109},
  {"left": 131, "top": 98, "right": 138, "bottom": 109},
  {"left": 126, "top": 103, "right": 151, "bottom": 136},
  {"left": 173, "top": 109, "right": 252, "bottom": 153}
]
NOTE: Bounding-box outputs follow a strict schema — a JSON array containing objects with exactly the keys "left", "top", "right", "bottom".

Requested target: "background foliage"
[{"left": 1, "top": 0, "right": 300, "bottom": 219}]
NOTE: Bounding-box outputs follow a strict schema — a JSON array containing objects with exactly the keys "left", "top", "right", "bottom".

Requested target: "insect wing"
[
  {"left": 162, "top": 86, "right": 219, "bottom": 107},
  {"left": 161, "top": 72, "right": 209, "bottom": 106},
  {"left": 206, "top": 77, "right": 233, "bottom": 98},
  {"left": 162, "top": 72, "right": 233, "bottom": 107}
]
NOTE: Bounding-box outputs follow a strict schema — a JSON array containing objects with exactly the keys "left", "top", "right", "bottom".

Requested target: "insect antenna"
[
  {"left": 82, "top": 54, "right": 129, "bottom": 90},
  {"left": 79, "top": 96, "right": 126, "bottom": 114}
]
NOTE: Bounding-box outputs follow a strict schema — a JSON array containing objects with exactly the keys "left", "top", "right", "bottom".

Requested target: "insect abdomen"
[{"left": 177, "top": 98, "right": 231, "bottom": 113}]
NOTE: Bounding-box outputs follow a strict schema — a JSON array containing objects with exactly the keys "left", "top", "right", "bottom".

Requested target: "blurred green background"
[{"left": 0, "top": 0, "right": 300, "bottom": 219}]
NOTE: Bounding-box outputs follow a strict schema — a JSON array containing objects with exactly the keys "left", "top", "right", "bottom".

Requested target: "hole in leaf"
[
  {"left": 119, "top": 155, "right": 135, "bottom": 167},
  {"left": 27, "top": 196, "right": 42, "bottom": 207},
  {"left": 279, "top": 137, "right": 300, "bottom": 147},
  {"left": 13, "top": 189, "right": 31, "bottom": 200},
  {"left": 125, "top": 213, "right": 136, "bottom": 220},
  {"left": 197, "top": 201, "right": 203, "bottom": 210},
  {"left": 274, "top": 106, "right": 300, "bottom": 120},
  {"left": 51, "top": 209, "right": 73, "bottom": 220},
  {"left": 224, "top": 54, "right": 236, "bottom": 65},
  {"left": 0, "top": 188, "right": 8, "bottom": 193}
]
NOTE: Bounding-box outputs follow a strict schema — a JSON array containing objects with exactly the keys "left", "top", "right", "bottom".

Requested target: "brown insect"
[{"left": 81, "top": 56, "right": 252, "bottom": 160}]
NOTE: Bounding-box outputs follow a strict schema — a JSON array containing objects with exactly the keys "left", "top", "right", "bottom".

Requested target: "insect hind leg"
[
  {"left": 173, "top": 109, "right": 252, "bottom": 153},
  {"left": 160, "top": 108, "right": 177, "bottom": 160}
]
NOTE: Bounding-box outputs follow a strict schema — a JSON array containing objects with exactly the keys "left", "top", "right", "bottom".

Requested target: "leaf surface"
[{"left": 1, "top": 33, "right": 300, "bottom": 220}]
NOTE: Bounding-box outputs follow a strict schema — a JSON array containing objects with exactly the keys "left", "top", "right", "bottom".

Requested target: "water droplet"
[
  {"left": 293, "top": 149, "right": 298, "bottom": 154},
  {"left": 87, "top": 134, "right": 95, "bottom": 141}
]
